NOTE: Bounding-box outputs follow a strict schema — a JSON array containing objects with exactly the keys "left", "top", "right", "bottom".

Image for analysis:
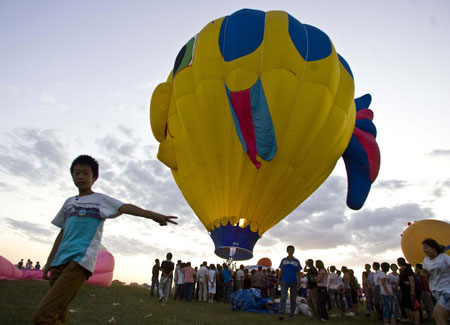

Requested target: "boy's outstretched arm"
[
  {"left": 119, "top": 204, "right": 178, "bottom": 226},
  {"left": 42, "top": 229, "right": 64, "bottom": 280}
]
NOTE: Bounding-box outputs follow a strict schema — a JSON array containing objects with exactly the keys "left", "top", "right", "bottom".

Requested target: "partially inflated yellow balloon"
[{"left": 401, "top": 219, "right": 450, "bottom": 266}]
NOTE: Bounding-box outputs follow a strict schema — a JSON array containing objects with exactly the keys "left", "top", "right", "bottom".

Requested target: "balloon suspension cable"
[{"left": 226, "top": 247, "right": 237, "bottom": 271}]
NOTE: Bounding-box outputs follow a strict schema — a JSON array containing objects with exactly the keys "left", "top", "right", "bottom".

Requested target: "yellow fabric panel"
[
  {"left": 150, "top": 82, "right": 172, "bottom": 142},
  {"left": 157, "top": 138, "right": 177, "bottom": 170},
  {"left": 172, "top": 66, "right": 195, "bottom": 100},
  {"left": 262, "top": 11, "right": 307, "bottom": 83},
  {"left": 302, "top": 45, "right": 340, "bottom": 100}
]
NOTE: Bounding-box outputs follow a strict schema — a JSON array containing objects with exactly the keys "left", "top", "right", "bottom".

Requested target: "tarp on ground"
[{"left": 230, "top": 288, "right": 277, "bottom": 314}]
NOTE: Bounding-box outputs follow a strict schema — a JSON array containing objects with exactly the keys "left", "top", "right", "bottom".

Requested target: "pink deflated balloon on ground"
[
  {"left": 86, "top": 250, "right": 115, "bottom": 287},
  {"left": 0, "top": 256, "right": 22, "bottom": 280},
  {"left": 0, "top": 250, "right": 115, "bottom": 287}
]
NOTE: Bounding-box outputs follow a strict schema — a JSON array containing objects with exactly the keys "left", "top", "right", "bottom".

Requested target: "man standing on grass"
[
  {"left": 278, "top": 245, "right": 302, "bottom": 320},
  {"left": 159, "top": 253, "right": 174, "bottom": 302},
  {"left": 150, "top": 259, "right": 160, "bottom": 298},
  {"left": 235, "top": 264, "right": 245, "bottom": 291},
  {"left": 197, "top": 262, "right": 209, "bottom": 302}
]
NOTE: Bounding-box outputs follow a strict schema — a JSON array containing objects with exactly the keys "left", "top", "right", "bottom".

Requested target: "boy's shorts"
[{"left": 434, "top": 291, "right": 450, "bottom": 311}]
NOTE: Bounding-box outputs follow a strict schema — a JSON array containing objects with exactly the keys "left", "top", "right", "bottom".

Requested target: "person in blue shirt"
[
  {"left": 222, "top": 263, "right": 232, "bottom": 303},
  {"left": 278, "top": 245, "right": 302, "bottom": 320},
  {"left": 33, "top": 155, "right": 177, "bottom": 324}
]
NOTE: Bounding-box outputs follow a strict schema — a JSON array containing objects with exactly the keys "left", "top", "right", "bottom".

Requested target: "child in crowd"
[
  {"left": 422, "top": 238, "right": 450, "bottom": 325},
  {"left": 33, "top": 155, "right": 177, "bottom": 324}
]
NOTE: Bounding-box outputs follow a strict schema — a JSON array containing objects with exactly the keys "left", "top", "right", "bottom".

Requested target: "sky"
[{"left": 1, "top": 0, "right": 450, "bottom": 284}]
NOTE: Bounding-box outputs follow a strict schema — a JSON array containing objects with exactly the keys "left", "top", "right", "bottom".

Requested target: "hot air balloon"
[
  {"left": 150, "top": 9, "right": 380, "bottom": 260},
  {"left": 257, "top": 257, "right": 272, "bottom": 268},
  {"left": 401, "top": 219, "right": 450, "bottom": 266}
]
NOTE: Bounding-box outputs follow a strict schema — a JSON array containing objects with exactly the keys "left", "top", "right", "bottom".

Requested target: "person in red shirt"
[{"left": 182, "top": 262, "right": 195, "bottom": 302}]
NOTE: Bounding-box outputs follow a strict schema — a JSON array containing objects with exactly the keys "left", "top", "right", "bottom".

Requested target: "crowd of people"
[
  {"left": 149, "top": 253, "right": 277, "bottom": 304},
  {"left": 16, "top": 259, "right": 41, "bottom": 270},
  {"left": 149, "top": 238, "right": 449, "bottom": 324}
]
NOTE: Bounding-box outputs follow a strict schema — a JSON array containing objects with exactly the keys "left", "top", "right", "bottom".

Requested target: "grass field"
[{"left": 1, "top": 280, "right": 375, "bottom": 324}]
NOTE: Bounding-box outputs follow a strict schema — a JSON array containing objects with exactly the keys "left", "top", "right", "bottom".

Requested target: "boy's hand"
[
  {"left": 152, "top": 214, "right": 178, "bottom": 226},
  {"left": 42, "top": 265, "right": 50, "bottom": 280}
]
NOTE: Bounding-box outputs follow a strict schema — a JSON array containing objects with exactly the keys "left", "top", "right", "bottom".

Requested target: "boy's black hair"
[{"left": 70, "top": 155, "right": 99, "bottom": 179}]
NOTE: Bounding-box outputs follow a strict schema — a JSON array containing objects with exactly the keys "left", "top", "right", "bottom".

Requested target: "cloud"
[
  {"left": 95, "top": 134, "right": 138, "bottom": 161},
  {"left": 0, "top": 84, "right": 19, "bottom": 96},
  {"left": 0, "top": 127, "right": 68, "bottom": 184},
  {"left": 260, "top": 174, "right": 435, "bottom": 256},
  {"left": 374, "top": 179, "right": 410, "bottom": 189},
  {"left": 428, "top": 149, "right": 450, "bottom": 157},
  {"left": 0, "top": 181, "right": 17, "bottom": 191},
  {"left": 91, "top": 130, "right": 191, "bottom": 219},
  {"left": 40, "top": 92, "right": 69, "bottom": 113},
  {"left": 431, "top": 178, "right": 450, "bottom": 199},
  {"left": 135, "top": 80, "right": 159, "bottom": 92},
  {"left": 262, "top": 176, "right": 351, "bottom": 250},
  {"left": 102, "top": 234, "right": 161, "bottom": 256},
  {"left": 2, "top": 217, "right": 56, "bottom": 244}
]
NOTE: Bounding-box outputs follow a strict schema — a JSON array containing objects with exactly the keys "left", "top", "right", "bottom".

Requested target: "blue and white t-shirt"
[
  {"left": 279, "top": 257, "right": 302, "bottom": 284},
  {"left": 51, "top": 193, "right": 123, "bottom": 273}
]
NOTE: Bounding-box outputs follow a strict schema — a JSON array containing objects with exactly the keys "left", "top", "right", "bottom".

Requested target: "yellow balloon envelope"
[{"left": 150, "top": 9, "right": 380, "bottom": 260}]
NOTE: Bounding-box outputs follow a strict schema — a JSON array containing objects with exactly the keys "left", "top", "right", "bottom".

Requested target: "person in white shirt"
[
  {"left": 197, "top": 262, "right": 209, "bottom": 302},
  {"left": 422, "top": 238, "right": 450, "bottom": 325},
  {"left": 207, "top": 264, "right": 218, "bottom": 303},
  {"left": 380, "top": 262, "right": 395, "bottom": 325},
  {"left": 235, "top": 264, "right": 245, "bottom": 291},
  {"left": 389, "top": 263, "right": 401, "bottom": 321},
  {"left": 372, "top": 262, "right": 383, "bottom": 320},
  {"left": 327, "top": 266, "right": 340, "bottom": 317}
]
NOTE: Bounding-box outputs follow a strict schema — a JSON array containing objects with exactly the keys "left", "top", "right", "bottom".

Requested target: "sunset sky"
[{"left": 1, "top": 0, "right": 449, "bottom": 284}]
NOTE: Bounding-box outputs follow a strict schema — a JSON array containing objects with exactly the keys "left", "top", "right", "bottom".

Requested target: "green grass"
[{"left": 0, "top": 280, "right": 370, "bottom": 324}]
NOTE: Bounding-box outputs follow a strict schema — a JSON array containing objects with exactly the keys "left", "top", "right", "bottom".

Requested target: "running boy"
[{"left": 33, "top": 155, "right": 177, "bottom": 324}]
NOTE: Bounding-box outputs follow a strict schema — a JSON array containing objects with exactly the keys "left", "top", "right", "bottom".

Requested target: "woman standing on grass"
[
  {"left": 207, "top": 264, "right": 217, "bottom": 303},
  {"left": 316, "top": 260, "right": 329, "bottom": 322},
  {"left": 422, "top": 238, "right": 450, "bottom": 325},
  {"left": 349, "top": 269, "right": 360, "bottom": 316},
  {"left": 389, "top": 263, "right": 401, "bottom": 322}
]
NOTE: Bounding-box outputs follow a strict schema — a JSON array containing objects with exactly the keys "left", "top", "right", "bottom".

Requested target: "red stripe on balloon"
[
  {"left": 356, "top": 108, "right": 373, "bottom": 120},
  {"left": 353, "top": 127, "right": 380, "bottom": 181},
  {"left": 228, "top": 89, "right": 261, "bottom": 168}
]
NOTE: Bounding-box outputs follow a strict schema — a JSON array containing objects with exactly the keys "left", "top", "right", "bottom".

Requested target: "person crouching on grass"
[{"left": 33, "top": 155, "right": 177, "bottom": 324}]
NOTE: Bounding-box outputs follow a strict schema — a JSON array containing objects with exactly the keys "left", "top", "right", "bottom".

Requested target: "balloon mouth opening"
[
  {"left": 209, "top": 222, "right": 261, "bottom": 261},
  {"left": 215, "top": 246, "right": 253, "bottom": 260}
]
